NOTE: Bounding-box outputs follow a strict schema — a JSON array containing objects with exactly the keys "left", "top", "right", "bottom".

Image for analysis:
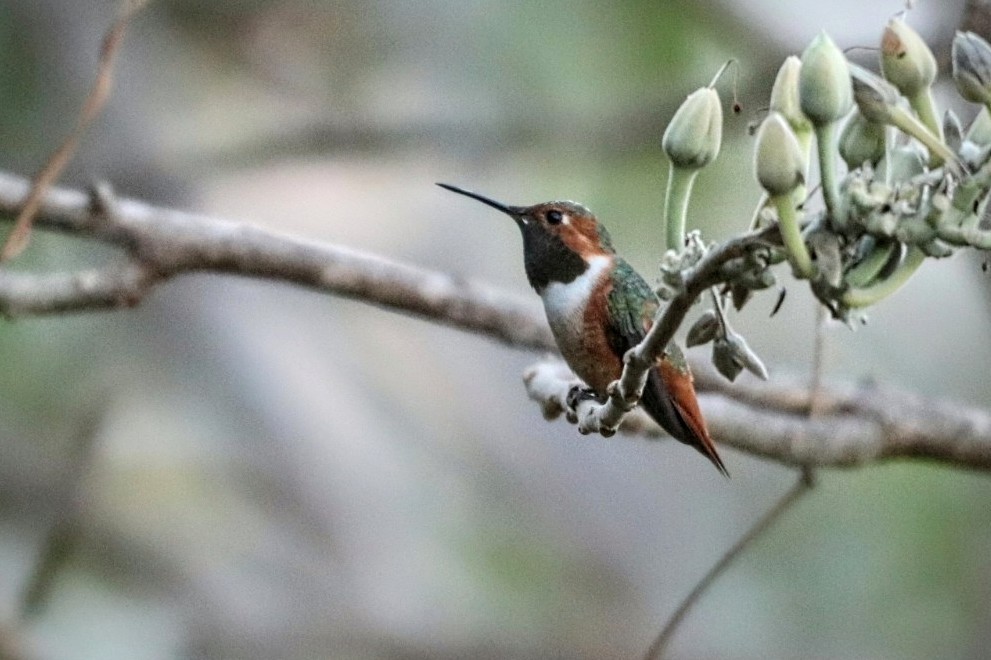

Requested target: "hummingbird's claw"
[{"left": 566, "top": 385, "right": 599, "bottom": 412}]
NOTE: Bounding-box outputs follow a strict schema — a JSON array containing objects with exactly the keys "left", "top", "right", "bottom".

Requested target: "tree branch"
[
  {"left": 2, "top": 170, "right": 990, "bottom": 472},
  {"left": 0, "top": 171, "right": 555, "bottom": 351},
  {"left": 525, "top": 358, "right": 991, "bottom": 472}
]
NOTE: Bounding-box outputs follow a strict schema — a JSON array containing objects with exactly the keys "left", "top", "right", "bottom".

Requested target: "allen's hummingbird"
[{"left": 438, "top": 183, "right": 728, "bottom": 476}]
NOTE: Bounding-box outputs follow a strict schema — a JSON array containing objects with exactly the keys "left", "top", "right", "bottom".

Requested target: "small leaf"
[
  {"left": 712, "top": 337, "right": 744, "bottom": 382},
  {"left": 712, "top": 333, "right": 769, "bottom": 382},
  {"left": 686, "top": 310, "right": 720, "bottom": 347}
]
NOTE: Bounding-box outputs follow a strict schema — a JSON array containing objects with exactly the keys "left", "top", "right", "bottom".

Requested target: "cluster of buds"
[
  {"left": 659, "top": 19, "right": 991, "bottom": 379},
  {"left": 757, "top": 22, "right": 991, "bottom": 318}
]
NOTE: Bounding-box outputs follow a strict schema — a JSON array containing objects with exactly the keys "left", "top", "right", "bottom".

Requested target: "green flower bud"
[
  {"left": 754, "top": 112, "right": 805, "bottom": 197},
  {"left": 799, "top": 31, "right": 853, "bottom": 126},
  {"left": 849, "top": 63, "right": 962, "bottom": 171},
  {"left": 662, "top": 87, "right": 723, "bottom": 170},
  {"left": 962, "top": 109, "right": 991, "bottom": 167},
  {"left": 952, "top": 31, "right": 991, "bottom": 105},
  {"left": 839, "top": 110, "right": 886, "bottom": 169},
  {"left": 770, "top": 56, "right": 813, "bottom": 136},
  {"left": 965, "top": 106, "right": 991, "bottom": 145},
  {"left": 849, "top": 63, "right": 901, "bottom": 124},
  {"left": 880, "top": 18, "right": 937, "bottom": 97}
]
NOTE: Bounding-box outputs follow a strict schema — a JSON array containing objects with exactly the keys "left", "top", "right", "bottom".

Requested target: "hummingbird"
[{"left": 438, "top": 183, "right": 728, "bottom": 476}]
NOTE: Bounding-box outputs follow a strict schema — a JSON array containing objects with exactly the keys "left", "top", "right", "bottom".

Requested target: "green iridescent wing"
[{"left": 605, "top": 258, "right": 658, "bottom": 356}]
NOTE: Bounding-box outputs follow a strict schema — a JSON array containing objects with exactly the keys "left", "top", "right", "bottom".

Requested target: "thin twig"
[
  {"left": 643, "top": 469, "right": 815, "bottom": 660},
  {"left": 642, "top": 286, "right": 833, "bottom": 656},
  {"left": 0, "top": 0, "right": 148, "bottom": 260},
  {"left": 808, "top": 305, "right": 829, "bottom": 416},
  {"left": 0, "top": 173, "right": 556, "bottom": 350}
]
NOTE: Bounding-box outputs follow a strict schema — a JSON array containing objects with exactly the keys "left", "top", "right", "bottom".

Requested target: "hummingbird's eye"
[{"left": 546, "top": 209, "right": 564, "bottom": 225}]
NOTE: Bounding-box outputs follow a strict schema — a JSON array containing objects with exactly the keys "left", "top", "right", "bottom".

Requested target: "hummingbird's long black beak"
[{"left": 436, "top": 183, "right": 524, "bottom": 223}]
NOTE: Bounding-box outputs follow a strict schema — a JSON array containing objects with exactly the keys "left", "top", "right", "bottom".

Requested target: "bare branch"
[
  {"left": 0, "top": 265, "right": 155, "bottom": 316},
  {"left": 0, "top": 171, "right": 555, "bottom": 351},
  {"left": 524, "top": 358, "right": 991, "bottom": 472},
  {"left": 2, "top": 170, "right": 990, "bottom": 472}
]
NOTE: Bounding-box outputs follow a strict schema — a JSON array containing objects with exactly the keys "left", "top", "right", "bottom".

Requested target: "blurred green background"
[{"left": 1, "top": 1, "right": 990, "bottom": 658}]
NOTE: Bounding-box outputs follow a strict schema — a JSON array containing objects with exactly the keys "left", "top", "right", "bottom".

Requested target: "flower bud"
[
  {"left": 952, "top": 31, "right": 991, "bottom": 105},
  {"left": 849, "top": 64, "right": 963, "bottom": 171},
  {"left": 880, "top": 18, "right": 937, "bottom": 97},
  {"left": 966, "top": 106, "right": 991, "bottom": 145},
  {"left": 839, "top": 110, "right": 886, "bottom": 169},
  {"left": 686, "top": 310, "right": 720, "bottom": 348},
  {"left": 662, "top": 87, "right": 723, "bottom": 170},
  {"left": 754, "top": 112, "right": 805, "bottom": 197},
  {"left": 730, "top": 332, "right": 769, "bottom": 381},
  {"left": 799, "top": 31, "right": 854, "bottom": 126},
  {"left": 770, "top": 56, "right": 813, "bottom": 136},
  {"left": 849, "top": 63, "right": 901, "bottom": 124},
  {"left": 712, "top": 332, "right": 768, "bottom": 382}
]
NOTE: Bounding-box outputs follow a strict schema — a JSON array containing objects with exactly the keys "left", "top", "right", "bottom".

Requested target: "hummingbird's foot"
[{"left": 566, "top": 385, "right": 600, "bottom": 412}]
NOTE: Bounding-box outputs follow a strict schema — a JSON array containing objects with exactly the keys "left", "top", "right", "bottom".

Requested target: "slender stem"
[
  {"left": 841, "top": 246, "right": 925, "bottom": 308},
  {"left": 707, "top": 58, "right": 735, "bottom": 88},
  {"left": 844, "top": 241, "right": 896, "bottom": 288},
  {"left": 882, "top": 125, "right": 894, "bottom": 187},
  {"left": 773, "top": 194, "right": 814, "bottom": 278},
  {"left": 815, "top": 122, "right": 843, "bottom": 230},
  {"left": 809, "top": 305, "right": 829, "bottom": 416},
  {"left": 889, "top": 107, "right": 962, "bottom": 174},
  {"left": 643, "top": 470, "right": 815, "bottom": 660},
  {"left": 748, "top": 192, "right": 770, "bottom": 231},
  {"left": 792, "top": 126, "right": 813, "bottom": 211},
  {"left": 908, "top": 88, "right": 943, "bottom": 148},
  {"left": 664, "top": 165, "right": 699, "bottom": 250},
  {"left": 709, "top": 287, "right": 729, "bottom": 332}
]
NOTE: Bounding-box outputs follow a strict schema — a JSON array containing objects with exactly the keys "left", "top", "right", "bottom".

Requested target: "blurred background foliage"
[{"left": 1, "top": 1, "right": 990, "bottom": 658}]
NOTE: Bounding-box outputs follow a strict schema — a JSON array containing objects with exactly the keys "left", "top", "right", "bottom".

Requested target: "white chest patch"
[{"left": 540, "top": 255, "right": 611, "bottom": 335}]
